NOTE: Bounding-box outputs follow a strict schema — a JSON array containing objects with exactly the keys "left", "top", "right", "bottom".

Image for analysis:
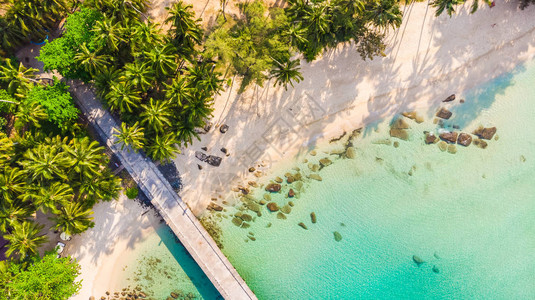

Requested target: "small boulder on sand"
[
  {"left": 333, "top": 231, "right": 342, "bottom": 242},
  {"left": 439, "top": 132, "right": 458, "bottom": 144},
  {"left": 298, "top": 222, "right": 308, "bottom": 230},
  {"left": 436, "top": 107, "right": 452, "bottom": 119},
  {"left": 473, "top": 126, "right": 497, "bottom": 140},
  {"left": 319, "top": 158, "right": 332, "bottom": 167},
  {"left": 473, "top": 138, "right": 488, "bottom": 149},
  {"left": 457, "top": 133, "right": 472, "bottom": 146},
  {"left": 413, "top": 255, "right": 425, "bottom": 266},
  {"left": 345, "top": 147, "right": 356, "bottom": 159},
  {"left": 442, "top": 94, "right": 456, "bottom": 102},
  {"left": 425, "top": 132, "right": 438, "bottom": 144},
  {"left": 265, "top": 183, "right": 281, "bottom": 193},
  {"left": 266, "top": 202, "right": 279, "bottom": 212},
  {"left": 310, "top": 212, "right": 317, "bottom": 223}
]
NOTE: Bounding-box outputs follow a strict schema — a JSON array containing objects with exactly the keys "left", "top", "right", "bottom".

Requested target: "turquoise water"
[
  {"left": 217, "top": 60, "right": 535, "bottom": 299},
  {"left": 120, "top": 223, "right": 221, "bottom": 299}
]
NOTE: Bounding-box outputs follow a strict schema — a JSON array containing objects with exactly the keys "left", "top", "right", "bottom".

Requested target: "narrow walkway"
[{"left": 68, "top": 80, "right": 257, "bottom": 300}]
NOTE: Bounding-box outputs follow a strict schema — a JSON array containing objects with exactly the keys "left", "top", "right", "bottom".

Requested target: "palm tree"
[
  {"left": 366, "top": 0, "right": 402, "bottom": 30},
  {"left": 14, "top": 101, "right": 48, "bottom": 131},
  {"left": 105, "top": 81, "right": 142, "bottom": 113},
  {"left": 74, "top": 43, "right": 112, "bottom": 76},
  {"left": 165, "top": 1, "right": 203, "bottom": 54},
  {"left": 140, "top": 98, "right": 173, "bottom": 133},
  {"left": 93, "top": 18, "right": 124, "bottom": 53},
  {"left": 94, "top": 67, "right": 121, "bottom": 98},
  {"left": 144, "top": 44, "right": 177, "bottom": 79},
  {"left": 19, "top": 144, "right": 69, "bottom": 182},
  {"left": 146, "top": 132, "right": 179, "bottom": 163},
  {"left": 0, "top": 202, "right": 32, "bottom": 233},
  {"left": 113, "top": 121, "right": 145, "bottom": 151},
  {"left": 5, "top": 221, "right": 48, "bottom": 259},
  {"left": 175, "top": 117, "right": 200, "bottom": 148},
  {"left": 78, "top": 170, "right": 121, "bottom": 205},
  {"left": 0, "top": 134, "right": 14, "bottom": 164},
  {"left": 0, "top": 167, "right": 25, "bottom": 203},
  {"left": 23, "top": 182, "right": 73, "bottom": 214},
  {"left": 63, "top": 137, "right": 105, "bottom": 180},
  {"left": 0, "top": 16, "right": 25, "bottom": 51},
  {"left": 51, "top": 202, "right": 94, "bottom": 236},
  {"left": 0, "top": 59, "right": 38, "bottom": 97},
  {"left": 122, "top": 61, "right": 154, "bottom": 92},
  {"left": 187, "top": 64, "right": 223, "bottom": 95},
  {"left": 282, "top": 24, "right": 308, "bottom": 49},
  {"left": 165, "top": 76, "right": 192, "bottom": 107},
  {"left": 182, "top": 94, "right": 213, "bottom": 124},
  {"left": 431, "top": 0, "right": 465, "bottom": 16},
  {"left": 270, "top": 58, "right": 304, "bottom": 90},
  {"left": 131, "top": 21, "right": 164, "bottom": 53}
]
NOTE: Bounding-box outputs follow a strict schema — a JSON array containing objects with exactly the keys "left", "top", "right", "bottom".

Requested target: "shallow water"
[
  {"left": 118, "top": 223, "right": 221, "bottom": 299},
  {"left": 217, "top": 60, "right": 535, "bottom": 299}
]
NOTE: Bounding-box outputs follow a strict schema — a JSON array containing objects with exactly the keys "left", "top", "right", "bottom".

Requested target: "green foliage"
[
  {"left": 0, "top": 252, "right": 82, "bottom": 299},
  {"left": 0, "top": 89, "right": 17, "bottom": 113},
  {"left": 38, "top": 8, "right": 103, "bottom": 79},
  {"left": 125, "top": 186, "right": 139, "bottom": 199},
  {"left": 25, "top": 79, "right": 79, "bottom": 129}
]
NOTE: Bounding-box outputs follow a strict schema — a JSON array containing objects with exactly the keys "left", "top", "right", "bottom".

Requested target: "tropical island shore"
[{"left": 168, "top": 0, "right": 535, "bottom": 215}]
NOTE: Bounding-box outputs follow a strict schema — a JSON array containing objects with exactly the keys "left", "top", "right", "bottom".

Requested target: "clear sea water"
[
  {"left": 119, "top": 224, "right": 221, "bottom": 299},
  {"left": 217, "top": 59, "right": 535, "bottom": 299}
]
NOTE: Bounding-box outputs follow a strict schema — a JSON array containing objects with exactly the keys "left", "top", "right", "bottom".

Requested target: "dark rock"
[
  {"left": 219, "top": 124, "right": 229, "bottom": 133},
  {"left": 171, "top": 292, "right": 179, "bottom": 299},
  {"left": 203, "top": 122, "right": 212, "bottom": 133},
  {"left": 460, "top": 99, "right": 465, "bottom": 103},
  {"left": 248, "top": 236, "right": 256, "bottom": 241},
  {"left": 333, "top": 231, "right": 342, "bottom": 242},
  {"left": 232, "top": 217, "right": 243, "bottom": 227},
  {"left": 286, "top": 175, "right": 295, "bottom": 184},
  {"left": 265, "top": 183, "right": 281, "bottom": 193},
  {"left": 248, "top": 167, "right": 255, "bottom": 172},
  {"left": 241, "top": 213, "right": 253, "bottom": 222},
  {"left": 298, "top": 222, "right": 308, "bottom": 230},
  {"left": 288, "top": 201, "right": 294, "bottom": 207},
  {"left": 393, "top": 141, "right": 399, "bottom": 148},
  {"left": 106, "top": 292, "right": 110, "bottom": 295},
  {"left": 288, "top": 189, "right": 295, "bottom": 198},
  {"left": 207, "top": 202, "right": 223, "bottom": 211},
  {"left": 473, "top": 138, "right": 488, "bottom": 149},
  {"left": 389, "top": 128, "right": 409, "bottom": 141},
  {"left": 412, "top": 255, "right": 425, "bottom": 266},
  {"left": 195, "top": 151, "right": 222, "bottom": 167},
  {"left": 432, "top": 265, "right": 440, "bottom": 273},
  {"left": 436, "top": 107, "right": 452, "bottom": 119},
  {"left": 201, "top": 146, "right": 208, "bottom": 151},
  {"left": 442, "top": 94, "right": 455, "bottom": 102},
  {"left": 425, "top": 133, "right": 438, "bottom": 144},
  {"left": 346, "top": 147, "right": 356, "bottom": 158},
  {"left": 439, "top": 132, "right": 458, "bottom": 144},
  {"left": 276, "top": 212, "right": 287, "bottom": 220},
  {"left": 266, "top": 202, "right": 279, "bottom": 212},
  {"left": 473, "top": 126, "right": 496, "bottom": 140},
  {"left": 452, "top": 125, "right": 460, "bottom": 129},
  {"left": 197, "top": 164, "right": 202, "bottom": 170},
  {"left": 310, "top": 212, "right": 317, "bottom": 223},
  {"left": 220, "top": 147, "right": 227, "bottom": 154},
  {"left": 457, "top": 133, "right": 472, "bottom": 146}
]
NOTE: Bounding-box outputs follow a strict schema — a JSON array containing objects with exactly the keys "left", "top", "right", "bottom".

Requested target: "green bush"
[
  {"left": 0, "top": 89, "right": 16, "bottom": 113},
  {"left": 125, "top": 187, "right": 139, "bottom": 199}
]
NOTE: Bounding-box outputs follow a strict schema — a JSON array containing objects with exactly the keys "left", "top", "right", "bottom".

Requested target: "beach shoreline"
[{"left": 166, "top": 1, "right": 535, "bottom": 215}]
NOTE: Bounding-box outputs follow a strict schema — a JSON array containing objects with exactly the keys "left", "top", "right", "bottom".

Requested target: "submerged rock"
[
  {"left": 241, "top": 213, "right": 253, "bottom": 222},
  {"left": 274, "top": 176, "right": 283, "bottom": 183},
  {"left": 308, "top": 163, "right": 320, "bottom": 172},
  {"left": 447, "top": 144, "right": 457, "bottom": 154},
  {"left": 432, "top": 265, "right": 440, "bottom": 273},
  {"left": 389, "top": 128, "right": 409, "bottom": 141},
  {"left": 266, "top": 202, "right": 279, "bottom": 212},
  {"left": 425, "top": 132, "right": 438, "bottom": 144},
  {"left": 263, "top": 194, "right": 271, "bottom": 201},
  {"left": 333, "top": 231, "right": 342, "bottom": 242},
  {"left": 436, "top": 107, "right": 452, "bottom": 119},
  {"left": 232, "top": 217, "right": 243, "bottom": 227},
  {"left": 308, "top": 174, "right": 323, "bottom": 181},
  {"left": 288, "top": 189, "right": 295, "bottom": 198},
  {"left": 310, "top": 212, "right": 317, "bottom": 224},
  {"left": 457, "top": 133, "right": 472, "bottom": 146},
  {"left": 345, "top": 147, "right": 356, "bottom": 159},
  {"left": 412, "top": 255, "right": 425, "bottom": 266},
  {"left": 473, "top": 126, "right": 497, "bottom": 140},
  {"left": 298, "top": 222, "right": 308, "bottom": 230},
  {"left": 401, "top": 111, "right": 424, "bottom": 123},
  {"left": 310, "top": 150, "right": 317, "bottom": 156},
  {"left": 276, "top": 212, "right": 287, "bottom": 220},
  {"left": 439, "top": 132, "right": 458, "bottom": 144},
  {"left": 372, "top": 138, "right": 392, "bottom": 145},
  {"left": 391, "top": 118, "right": 410, "bottom": 129},
  {"left": 281, "top": 205, "right": 292, "bottom": 214},
  {"left": 393, "top": 141, "right": 400, "bottom": 148},
  {"left": 319, "top": 158, "right": 332, "bottom": 167},
  {"left": 265, "top": 183, "right": 281, "bottom": 193},
  {"left": 473, "top": 138, "right": 488, "bottom": 149},
  {"left": 438, "top": 141, "right": 448, "bottom": 152},
  {"left": 288, "top": 201, "right": 294, "bottom": 207},
  {"left": 241, "top": 222, "right": 250, "bottom": 228}
]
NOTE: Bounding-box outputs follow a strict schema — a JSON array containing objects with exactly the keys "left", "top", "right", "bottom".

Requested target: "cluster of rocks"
[
  {"left": 96, "top": 286, "right": 147, "bottom": 300},
  {"left": 166, "top": 290, "right": 197, "bottom": 300},
  {"left": 412, "top": 252, "right": 441, "bottom": 274},
  {"left": 389, "top": 118, "right": 411, "bottom": 141},
  {"left": 195, "top": 151, "right": 222, "bottom": 167}
]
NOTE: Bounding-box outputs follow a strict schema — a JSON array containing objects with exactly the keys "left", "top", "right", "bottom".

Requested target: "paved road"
[{"left": 68, "top": 81, "right": 257, "bottom": 300}]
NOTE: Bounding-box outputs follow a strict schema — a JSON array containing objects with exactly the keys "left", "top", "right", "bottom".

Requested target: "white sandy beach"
[
  {"left": 157, "top": 0, "right": 535, "bottom": 215},
  {"left": 32, "top": 1, "right": 534, "bottom": 298}
]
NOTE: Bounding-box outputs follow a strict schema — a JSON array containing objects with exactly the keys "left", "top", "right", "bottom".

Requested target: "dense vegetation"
[
  {"left": 0, "top": 252, "right": 82, "bottom": 299},
  {"left": 38, "top": 1, "right": 222, "bottom": 163},
  {"left": 432, "top": 0, "right": 534, "bottom": 16},
  {"left": 205, "top": 0, "right": 403, "bottom": 91}
]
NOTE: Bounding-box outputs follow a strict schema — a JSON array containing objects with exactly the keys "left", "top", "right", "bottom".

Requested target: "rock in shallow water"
[
  {"left": 319, "top": 158, "right": 332, "bottom": 167},
  {"left": 345, "top": 147, "right": 356, "bottom": 159},
  {"left": 310, "top": 212, "right": 317, "bottom": 223},
  {"left": 265, "top": 183, "right": 281, "bottom": 193},
  {"left": 412, "top": 255, "right": 425, "bottom": 266},
  {"left": 432, "top": 265, "right": 440, "bottom": 273},
  {"left": 276, "top": 212, "right": 287, "bottom": 220},
  {"left": 474, "top": 138, "right": 488, "bottom": 149},
  {"left": 436, "top": 107, "right": 452, "bottom": 119},
  {"left": 333, "top": 231, "right": 342, "bottom": 242},
  {"left": 439, "top": 132, "right": 458, "bottom": 144},
  {"left": 308, "top": 174, "right": 322, "bottom": 181},
  {"left": 473, "top": 126, "right": 497, "bottom": 140},
  {"left": 457, "top": 133, "right": 472, "bottom": 146},
  {"left": 266, "top": 202, "right": 279, "bottom": 212},
  {"left": 298, "top": 222, "right": 308, "bottom": 230},
  {"left": 281, "top": 205, "right": 292, "bottom": 214},
  {"left": 438, "top": 141, "right": 448, "bottom": 152},
  {"left": 288, "top": 189, "right": 295, "bottom": 198}
]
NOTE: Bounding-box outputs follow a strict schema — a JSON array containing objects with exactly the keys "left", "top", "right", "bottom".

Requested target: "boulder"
[
  {"left": 425, "top": 132, "right": 438, "bottom": 144},
  {"left": 401, "top": 111, "right": 424, "bottom": 123},
  {"left": 288, "top": 201, "right": 294, "bottom": 207},
  {"left": 432, "top": 265, "right": 440, "bottom": 274},
  {"left": 170, "top": 292, "right": 179, "bottom": 299},
  {"left": 265, "top": 183, "right": 281, "bottom": 193},
  {"left": 439, "top": 132, "right": 458, "bottom": 144},
  {"left": 310, "top": 212, "right": 317, "bottom": 224},
  {"left": 248, "top": 167, "right": 255, "bottom": 172},
  {"left": 298, "top": 222, "right": 308, "bottom": 230},
  {"left": 413, "top": 255, "right": 425, "bottom": 266},
  {"left": 286, "top": 175, "right": 295, "bottom": 184},
  {"left": 232, "top": 217, "right": 243, "bottom": 227},
  {"left": 274, "top": 176, "right": 283, "bottom": 183},
  {"left": 308, "top": 163, "right": 320, "bottom": 172},
  {"left": 206, "top": 155, "right": 222, "bottom": 167},
  {"left": 473, "top": 138, "right": 488, "bottom": 149},
  {"left": 220, "top": 147, "right": 227, "bottom": 154},
  {"left": 436, "top": 107, "right": 452, "bottom": 119},
  {"left": 241, "top": 213, "right": 253, "bottom": 222},
  {"left": 266, "top": 202, "right": 279, "bottom": 212},
  {"left": 281, "top": 205, "right": 292, "bottom": 214},
  {"left": 391, "top": 118, "right": 410, "bottom": 129},
  {"left": 442, "top": 94, "right": 455, "bottom": 102},
  {"left": 393, "top": 141, "right": 399, "bottom": 148},
  {"left": 389, "top": 128, "right": 409, "bottom": 141},
  {"left": 346, "top": 147, "right": 356, "bottom": 159},
  {"left": 308, "top": 174, "right": 323, "bottom": 181},
  {"left": 438, "top": 141, "right": 448, "bottom": 152},
  {"left": 241, "top": 222, "right": 250, "bottom": 228},
  {"left": 219, "top": 124, "right": 229, "bottom": 133},
  {"left": 447, "top": 144, "right": 457, "bottom": 154},
  {"left": 288, "top": 189, "right": 295, "bottom": 198},
  {"left": 276, "top": 212, "right": 287, "bottom": 220},
  {"left": 333, "top": 231, "right": 342, "bottom": 242},
  {"left": 207, "top": 202, "right": 223, "bottom": 212},
  {"left": 457, "top": 133, "right": 472, "bottom": 146},
  {"left": 319, "top": 158, "right": 332, "bottom": 167},
  {"left": 473, "top": 126, "right": 497, "bottom": 140}
]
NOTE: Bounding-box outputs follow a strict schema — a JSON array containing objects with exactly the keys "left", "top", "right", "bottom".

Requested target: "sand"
[
  {"left": 64, "top": 195, "right": 162, "bottom": 299},
  {"left": 163, "top": 1, "right": 535, "bottom": 215}
]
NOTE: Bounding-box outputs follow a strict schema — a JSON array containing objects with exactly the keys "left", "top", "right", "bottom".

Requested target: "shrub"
[{"left": 125, "top": 187, "right": 139, "bottom": 199}]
